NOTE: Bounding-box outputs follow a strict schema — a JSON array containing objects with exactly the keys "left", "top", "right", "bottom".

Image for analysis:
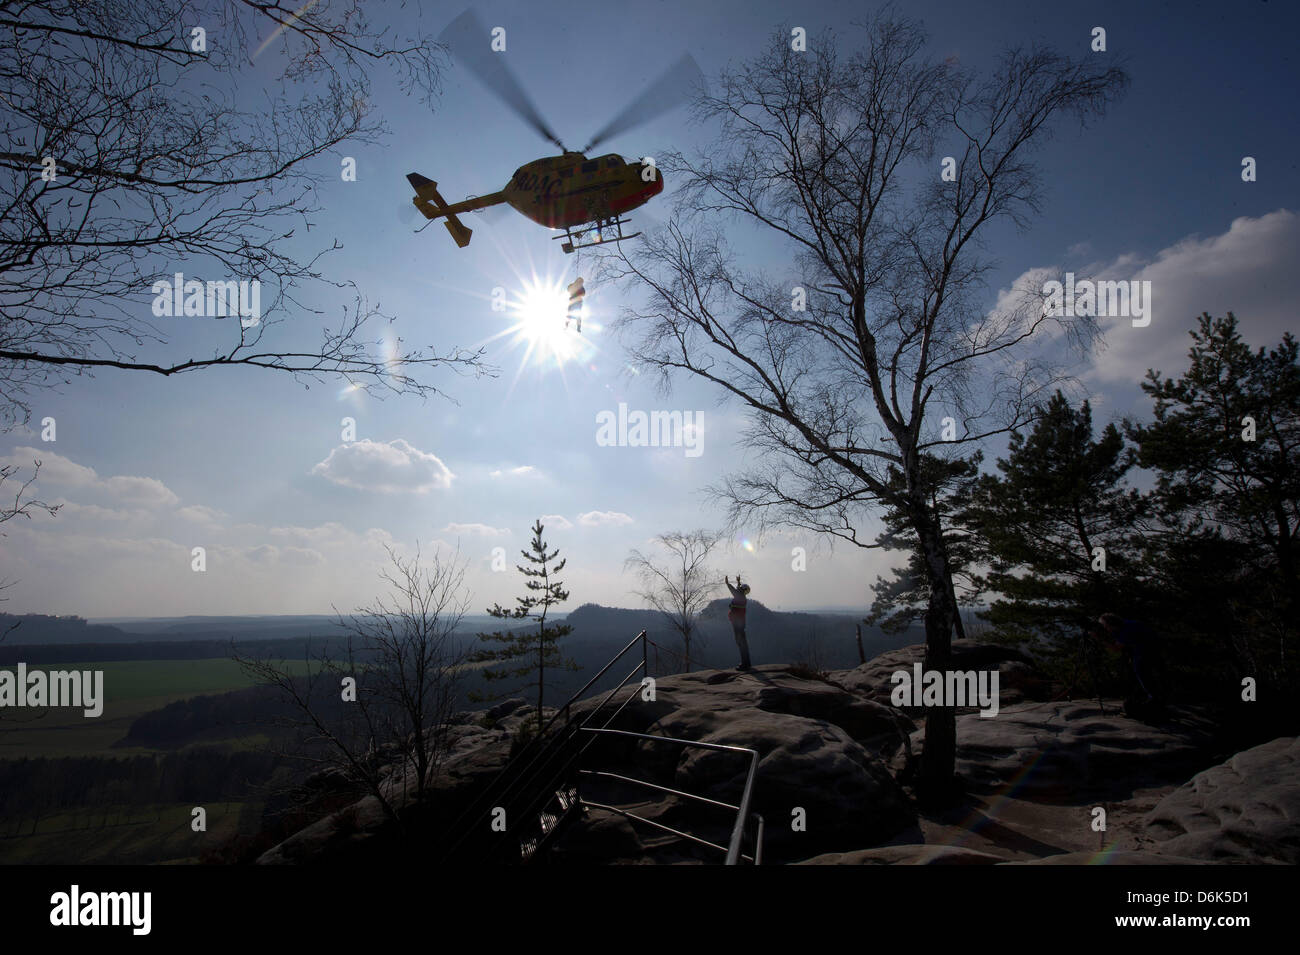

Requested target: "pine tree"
[
  {"left": 471, "top": 519, "right": 580, "bottom": 731},
  {"left": 1126, "top": 313, "right": 1300, "bottom": 688},
  {"left": 866, "top": 453, "right": 984, "bottom": 639},
  {"left": 961, "top": 391, "right": 1150, "bottom": 669}
]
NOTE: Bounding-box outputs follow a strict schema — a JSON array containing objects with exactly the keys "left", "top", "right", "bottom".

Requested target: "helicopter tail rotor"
[{"left": 407, "top": 173, "right": 477, "bottom": 248}]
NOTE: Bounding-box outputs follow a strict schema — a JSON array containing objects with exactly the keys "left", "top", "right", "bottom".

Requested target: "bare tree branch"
[
  {"left": 233, "top": 544, "right": 470, "bottom": 831},
  {"left": 0, "top": 1, "right": 492, "bottom": 426},
  {"left": 625, "top": 529, "right": 723, "bottom": 671}
]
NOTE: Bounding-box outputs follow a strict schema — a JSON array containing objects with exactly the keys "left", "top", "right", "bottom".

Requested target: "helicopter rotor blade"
[
  {"left": 582, "top": 53, "right": 704, "bottom": 153},
  {"left": 438, "top": 8, "right": 566, "bottom": 151}
]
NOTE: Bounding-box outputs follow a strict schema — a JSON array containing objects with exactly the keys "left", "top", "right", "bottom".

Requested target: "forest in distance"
[{"left": 0, "top": 601, "right": 915, "bottom": 863}]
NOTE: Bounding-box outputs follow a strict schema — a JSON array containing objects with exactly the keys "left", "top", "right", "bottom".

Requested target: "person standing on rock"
[
  {"left": 1094, "top": 613, "right": 1168, "bottom": 720},
  {"left": 725, "top": 575, "right": 752, "bottom": 670}
]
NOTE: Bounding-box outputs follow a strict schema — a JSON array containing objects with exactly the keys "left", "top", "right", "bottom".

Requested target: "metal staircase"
[{"left": 436, "top": 630, "right": 765, "bottom": 865}]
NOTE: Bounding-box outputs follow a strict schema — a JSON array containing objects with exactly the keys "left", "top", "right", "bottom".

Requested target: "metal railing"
[
  {"left": 438, "top": 630, "right": 765, "bottom": 865},
  {"left": 436, "top": 631, "right": 650, "bottom": 862},
  {"left": 577, "top": 727, "right": 764, "bottom": 865}
]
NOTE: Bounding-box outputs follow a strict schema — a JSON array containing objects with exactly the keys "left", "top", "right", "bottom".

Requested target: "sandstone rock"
[
  {"left": 485, "top": 697, "right": 528, "bottom": 722},
  {"left": 256, "top": 793, "right": 390, "bottom": 865},
  {"left": 916, "top": 700, "right": 1221, "bottom": 799},
  {"left": 1004, "top": 850, "right": 1209, "bottom": 865},
  {"left": 300, "top": 767, "right": 350, "bottom": 792},
  {"left": 256, "top": 718, "right": 517, "bottom": 864},
  {"left": 828, "top": 639, "right": 1053, "bottom": 711},
  {"left": 1143, "top": 736, "right": 1300, "bottom": 864},
  {"left": 560, "top": 664, "right": 915, "bottom": 863},
  {"left": 798, "top": 844, "right": 1008, "bottom": 865},
  {"left": 259, "top": 647, "right": 1243, "bottom": 866}
]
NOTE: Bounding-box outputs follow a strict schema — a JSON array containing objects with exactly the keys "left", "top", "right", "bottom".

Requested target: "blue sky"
[{"left": 1, "top": 0, "right": 1296, "bottom": 617}]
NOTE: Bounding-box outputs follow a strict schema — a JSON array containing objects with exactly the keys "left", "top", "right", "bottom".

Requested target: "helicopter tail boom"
[{"left": 407, "top": 173, "right": 503, "bottom": 249}]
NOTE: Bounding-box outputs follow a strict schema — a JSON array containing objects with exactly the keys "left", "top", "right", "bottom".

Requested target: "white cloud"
[
  {"left": 1073, "top": 209, "right": 1296, "bottom": 385},
  {"left": 0, "top": 448, "right": 98, "bottom": 486},
  {"left": 101, "top": 475, "right": 179, "bottom": 508},
  {"left": 246, "top": 544, "right": 326, "bottom": 565},
  {"left": 271, "top": 522, "right": 354, "bottom": 543},
  {"left": 578, "top": 510, "right": 634, "bottom": 528},
  {"left": 540, "top": 514, "right": 573, "bottom": 530},
  {"left": 0, "top": 448, "right": 179, "bottom": 508},
  {"left": 0, "top": 518, "right": 413, "bottom": 616},
  {"left": 981, "top": 210, "right": 1297, "bottom": 399},
  {"left": 489, "top": 465, "right": 537, "bottom": 478},
  {"left": 266, "top": 523, "right": 399, "bottom": 553},
  {"left": 441, "top": 522, "right": 511, "bottom": 538},
  {"left": 311, "top": 439, "right": 454, "bottom": 493},
  {"left": 49, "top": 499, "right": 134, "bottom": 521},
  {"left": 177, "top": 504, "right": 227, "bottom": 526}
]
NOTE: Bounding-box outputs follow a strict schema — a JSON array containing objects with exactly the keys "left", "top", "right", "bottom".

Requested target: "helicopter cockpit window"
[
  {"left": 581, "top": 161, "right": 599, "bottom": 173},
  {"left": 605, "top": 157, "right": 621, "bottom": 168}
]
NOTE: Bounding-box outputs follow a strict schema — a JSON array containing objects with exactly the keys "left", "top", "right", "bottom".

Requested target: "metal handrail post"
[{"left": 725, "top": 747, "right": 760, "bottom": 865}]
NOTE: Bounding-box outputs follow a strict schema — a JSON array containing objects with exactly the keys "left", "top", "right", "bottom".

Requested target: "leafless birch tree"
[
  {"left": 625, "top": 529, "right": 723, "bottom": 671},
  {"left": 1, "top": 1, "right": 491, "bottom": 427},
  {"left": 608, "top": 14, "right": 1127, "bottom": 799}
]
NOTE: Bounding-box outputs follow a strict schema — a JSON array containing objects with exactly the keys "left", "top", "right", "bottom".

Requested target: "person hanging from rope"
[
  {"left": 725, "top": 575, "right": 752, "bottom": 670},
  {"left": 566, "top": 276, "right": 585, "bottom": 333}
]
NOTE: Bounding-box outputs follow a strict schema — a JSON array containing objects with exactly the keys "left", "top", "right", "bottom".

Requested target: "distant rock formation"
[{"left": 0, "top": 613, "right": 129, "bottom": 648}]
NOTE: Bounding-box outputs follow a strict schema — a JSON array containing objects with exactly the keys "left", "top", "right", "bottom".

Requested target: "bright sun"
[{"left": 507, "top": 277, "right": 584, "bottom": 367}]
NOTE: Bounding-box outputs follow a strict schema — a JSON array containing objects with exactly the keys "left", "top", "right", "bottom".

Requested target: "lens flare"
[
  {"left": 511, "top": 278, "right": 582, "bottom": 365},
  {"left": 483, "top": 272, "right": 599, "bottom": 381}
]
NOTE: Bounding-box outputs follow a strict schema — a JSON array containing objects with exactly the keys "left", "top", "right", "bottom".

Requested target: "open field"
[
  {"left": 0, "top": 658, "right": 309, "bottom": 759},
  {"left": 0, "top": 801, "right": 253, "bottom": 865}
]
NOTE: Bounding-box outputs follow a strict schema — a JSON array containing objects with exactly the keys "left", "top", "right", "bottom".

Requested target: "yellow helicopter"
[{"left": 408, "top": 10, "right": 701, "bottom": 254}]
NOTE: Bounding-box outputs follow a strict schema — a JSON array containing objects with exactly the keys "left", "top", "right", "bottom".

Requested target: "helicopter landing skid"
[{"left": 555, "top": 216, "right": 641, "bottom": 254}]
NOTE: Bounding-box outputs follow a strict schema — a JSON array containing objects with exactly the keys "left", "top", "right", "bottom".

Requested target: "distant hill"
[
  {"left": 1, "top": 605, "right": 923, "bottom": 707},
  {"left": 473, "top": 599, "right": 922, "bottom": 701},
  {"left": 0, "top": 614, "right": 133, "bottom": 645},
  {"left": 85, "top": 613, "right": 506, "bottom": 639},
  {"left": 0, "top": 613, "right": 354, "bottom": 659},
  {"left": 4, "top": 604, "right": 917, "bottom": 662}
]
